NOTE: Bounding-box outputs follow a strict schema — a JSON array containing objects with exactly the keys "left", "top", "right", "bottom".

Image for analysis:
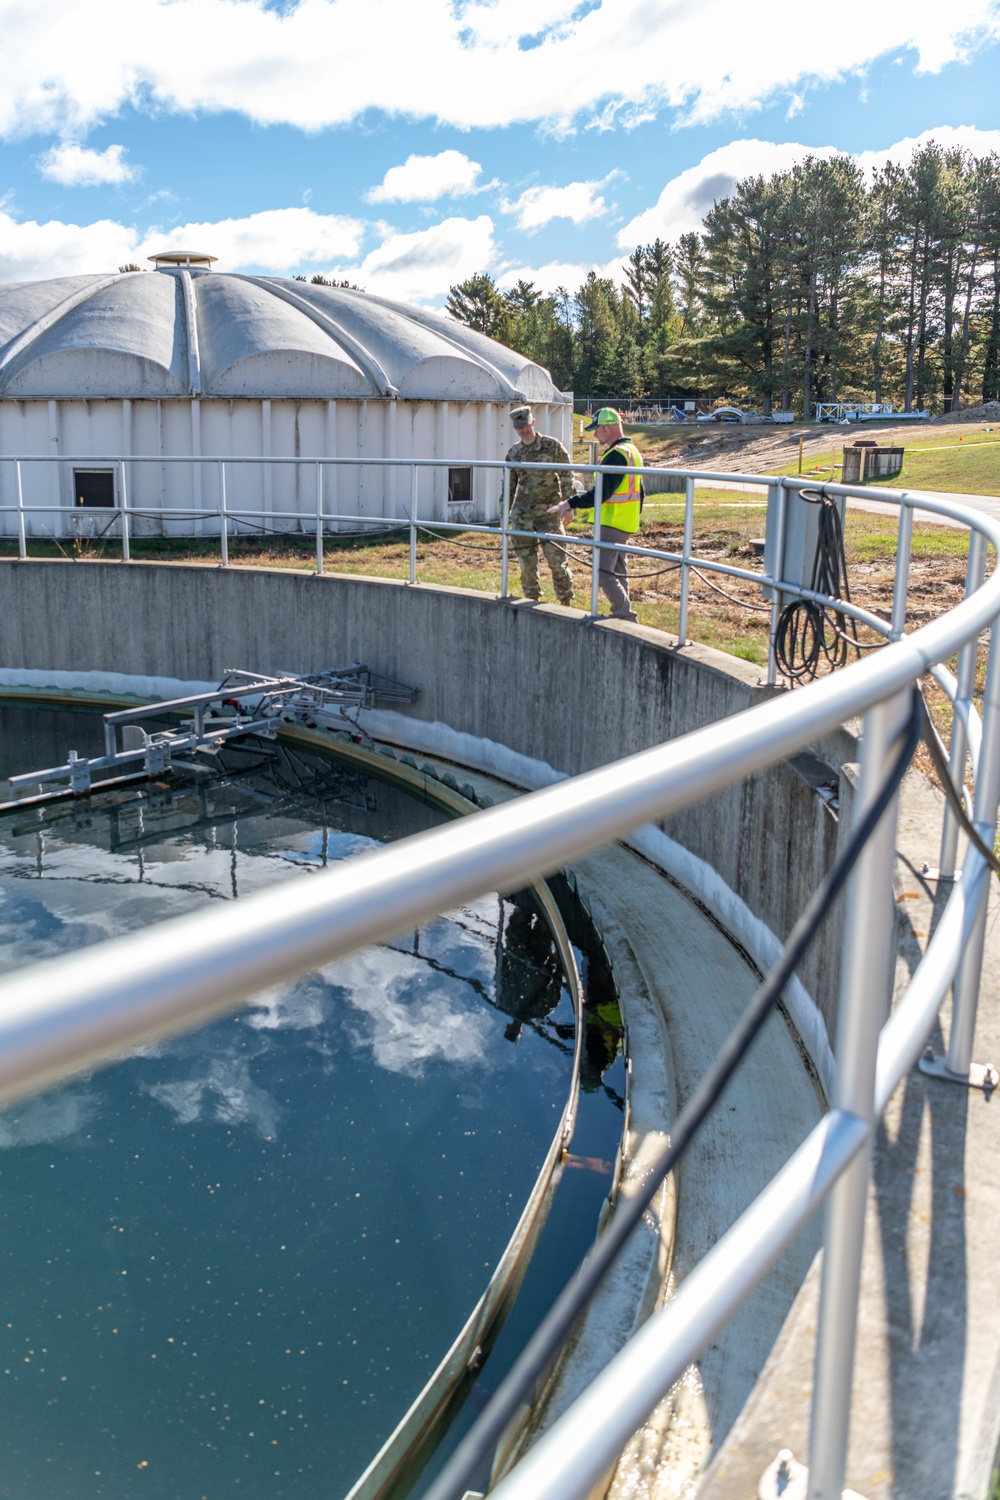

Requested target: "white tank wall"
[{"left": 0, "top": 395, "right": 573, "bottom": 537}]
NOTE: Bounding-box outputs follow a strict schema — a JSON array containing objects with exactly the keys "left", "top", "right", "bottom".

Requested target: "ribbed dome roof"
[{"left": 0, "top": 270, "right": 562, "bottom": 403}]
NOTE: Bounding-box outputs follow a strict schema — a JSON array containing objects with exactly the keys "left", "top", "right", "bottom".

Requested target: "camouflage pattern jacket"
[{"left": 504, "top": 434, "right": 572, "bottom": 510}]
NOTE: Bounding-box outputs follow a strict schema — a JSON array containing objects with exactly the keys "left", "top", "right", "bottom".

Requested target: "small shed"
[{"left": 840, "top": 443, "right": 905, "bottom": 484}]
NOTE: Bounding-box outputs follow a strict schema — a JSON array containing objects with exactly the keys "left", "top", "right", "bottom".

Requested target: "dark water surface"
[{"left": 0, "top": 704, "right": 615, "bottom": 1500}]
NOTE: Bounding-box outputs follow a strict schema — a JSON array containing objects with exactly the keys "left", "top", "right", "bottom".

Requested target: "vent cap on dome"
[{"left": 148, "top": 250, "right": 217, "bottom": 270}]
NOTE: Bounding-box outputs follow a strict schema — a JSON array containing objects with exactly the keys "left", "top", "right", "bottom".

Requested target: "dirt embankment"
[{"left": 933, "top": 400, "right": 1000, "bottom": 424}]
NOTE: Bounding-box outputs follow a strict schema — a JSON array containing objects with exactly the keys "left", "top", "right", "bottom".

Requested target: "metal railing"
[
  {"left": 2, "top": 450, "right": 854, "bottom": 677},
  {"left": 0, "top": 456, "right": 998, "bottom": 1499}
]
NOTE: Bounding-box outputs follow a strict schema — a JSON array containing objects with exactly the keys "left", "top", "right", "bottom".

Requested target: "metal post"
[
  {"left": 939, "top": 532, "right": 987, "bottom": 877},
  {"left": 15, "top": 460, "right": 26, "bottom": 560},
  {"left": 808, "top": 690, "right": 910, "bottom": 1500},
  {"left": 945, "top": 622, "right": 1000, "bottom": 1076},
  {"left": 219, "top": 460, "right": 229, "bottom": 568},
  {"left": 119, "top": 459, "right": 130, "bottom": 562},
  {"left": 766, "top": 481, "right": 787, "bottom": 687},
  {"left": 889, "top": 502, "right": 914, "bottom": 640},
  {"left": 409, "top": 465, "right": 418, "bottom": 586},
  {"left": 677, "top": 476, "right": 694, "bottom": 646},
  {"left": 589, "top": 471, "right": 603, "bottom": 619},
  {"left": 500, "top": 467, "right": 511, "bottom": 599},
  {"left": 315, "top": 463, "right": 324, "bottom": 576}
]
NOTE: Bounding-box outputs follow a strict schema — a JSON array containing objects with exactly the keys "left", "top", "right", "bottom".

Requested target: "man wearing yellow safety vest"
[{"left": 550, "top": 407, "right": 643, "bottom": 621}]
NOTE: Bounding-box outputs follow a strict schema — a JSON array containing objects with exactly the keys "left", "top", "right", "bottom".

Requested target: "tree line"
[{"left": 446, "top": 141, "right": 1000, "bottom": 416}]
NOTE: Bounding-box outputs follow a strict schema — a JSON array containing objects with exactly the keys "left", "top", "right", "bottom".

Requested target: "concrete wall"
[{"left": 0, "top": 559, "right": 848, "bottom": 1039}]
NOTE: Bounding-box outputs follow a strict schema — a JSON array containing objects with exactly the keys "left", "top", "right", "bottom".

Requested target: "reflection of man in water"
[
  {"left": 581, "top": 994, "right": 623, "bottom": 1097},
  {"left": 495, "top": 892, "right": 563, "bottom": 1043}
]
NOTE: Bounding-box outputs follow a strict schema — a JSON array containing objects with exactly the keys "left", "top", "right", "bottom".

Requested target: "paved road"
[
  {"left": 648, "top": 472, "right": 1000, "bottom": 527},
  {"left": 836, "top": 487, "right": 1000, "bottom": 528}
]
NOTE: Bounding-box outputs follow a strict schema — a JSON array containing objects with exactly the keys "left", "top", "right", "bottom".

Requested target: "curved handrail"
[
  {"left": 0, "top": 482, "right": 995, "bottom": 1102},
  {"left": 0, "top": 461, "right": 998, "bottom": 1499}
]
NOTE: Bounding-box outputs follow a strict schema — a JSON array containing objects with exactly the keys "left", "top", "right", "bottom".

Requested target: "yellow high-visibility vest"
[{"left": 580, "top": 440, "right": 643, "bottom": 532}]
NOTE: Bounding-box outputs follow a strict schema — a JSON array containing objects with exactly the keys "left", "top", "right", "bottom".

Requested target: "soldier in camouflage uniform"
[{"left": 504, "top": 406, "right": 574, "bottom": 604}]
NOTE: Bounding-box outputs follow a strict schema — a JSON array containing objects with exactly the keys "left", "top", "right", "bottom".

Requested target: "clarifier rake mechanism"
[{"left": 4, "top": 665, "right": 419, "bottom": 808}]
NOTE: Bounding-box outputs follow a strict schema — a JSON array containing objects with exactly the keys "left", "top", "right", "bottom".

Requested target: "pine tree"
[
  {"left": 861, "top": 162, "right": 905, "bottom": 406},
  {"left": 702, "top": 174, "right": 789, "bottom": 414},
  {"left": 978, "top": 158, "right": 1000, "bottom": 402},
  {"left": 623, "top": 248, "right": 649, "bottom": 327},
  {"left": 574, "top": 273, "right": 622, "bottom": 397},
  {"left": 446, "top": 273, "right": 511, "bottom": 338},
  {"left": 674, "top": 233, "right": 706, "bottom": 336},
  {"left": 945, "top": 153, "right": 995, "bottom": 411}
]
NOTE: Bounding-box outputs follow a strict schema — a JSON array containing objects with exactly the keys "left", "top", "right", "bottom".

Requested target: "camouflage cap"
[{"left": 510, "top": 405, "right": 534, "bottom": 427}]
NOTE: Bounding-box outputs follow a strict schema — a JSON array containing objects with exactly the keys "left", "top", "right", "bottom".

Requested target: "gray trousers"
[{"left": 595, "top": 525, "right": 635, "bottom": 618}]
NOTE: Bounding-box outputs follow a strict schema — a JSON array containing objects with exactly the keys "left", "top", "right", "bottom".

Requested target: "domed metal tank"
[{"left": 0, "top": 260, "right": 571, "bottom": 535}]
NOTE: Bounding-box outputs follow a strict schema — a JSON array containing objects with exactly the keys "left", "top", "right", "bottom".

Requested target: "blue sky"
[{"left": 0, "top": 0, "right": 998, "bottom": 304}]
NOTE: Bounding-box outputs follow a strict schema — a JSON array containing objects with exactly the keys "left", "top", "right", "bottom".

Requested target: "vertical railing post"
[
  {"left": 315, "top": 462, "right": 324, "bottom": 576},
  {"left": 500, "top": 467, "right": 511, "bottom": 599},
  {"left": 119, "top": 459, "right": 130, "bottom": 562},
  {"left": 946, "top": 622, "right": 1000, "bottom": 1075},
  {"left": 219, "top": 460, "right": 229, "bottom": 568},
  {"left": 939, "top": 531, "right": 987, "bottom": 877},
  {"left": 589, "top": 471, "right": 603, "bottom": 619},
  {"left": 808, "top": 689, "right": 910, "bottom": 1500},
  {"left": 766, "top": 480, "right": 787, "bottom": 687},
  {"left": 409, "top": 465, "right": 418, "bottom": 586},
  {"left": 15, "top": 460, "right": 26, "bottom": 560},
  {"left": 889, "top": 501, "right": 914, "bottom": 640},
  {"left": 677, "top": 475, "right": 694, "bottom": 646}
]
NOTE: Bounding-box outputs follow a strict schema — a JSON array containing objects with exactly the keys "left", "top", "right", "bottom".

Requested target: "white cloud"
[
  {"left": 617, "top": 125, "right": 1000, "bottom": 249},
  {"left": 331, "top": 949, "right": 493, "bottom": 1077},
  {"left": 0, "top": 205, "right": 364, "bottom": 282},
  {"left": 136, "top": 207, "right": 365, "bottom": 272},
  {"left": 501, "top": 177, "right": 612, "bottom": 233},
  {"left": 0, "top": 1090, "right": 101, "bottom": 1148},
  {"left": 328, "top": 214, "right": 497, "bottom": 304},
  {"left": 38, "top": 140, "right": 139, "bottom": 187},
  {"left": 0, "top": 202, "right": 484, "bottom": 295},
  {"left": 618, "top": 140, "right": 840, "bottom": 247},
  {"left": 367, "top": 150, "right": 485, "bottom": 204},
  {"left": 0, "top": 207, "right": 137, "bottom": 280},
  {"left": 0, "top": 0, "right": 996, "bottom": 137},
  {"left": 143, "top": 1057, "right": 280, "bottom": 1139},
  {"left": 497, "top": 259, "right": 611, "bottom": 296},
  {"left": 852, "top": 123, "right": 1000, "bottom": 175}
]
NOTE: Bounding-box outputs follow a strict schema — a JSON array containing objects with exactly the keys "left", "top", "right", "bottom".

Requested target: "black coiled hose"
[{"left": 774, "top": 489, "right": 862, "bottom": 682}]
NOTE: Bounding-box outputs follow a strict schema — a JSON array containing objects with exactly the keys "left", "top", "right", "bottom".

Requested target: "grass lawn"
[{"left": 769, "top": 432, "right": 1000, "bottom": 495}]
